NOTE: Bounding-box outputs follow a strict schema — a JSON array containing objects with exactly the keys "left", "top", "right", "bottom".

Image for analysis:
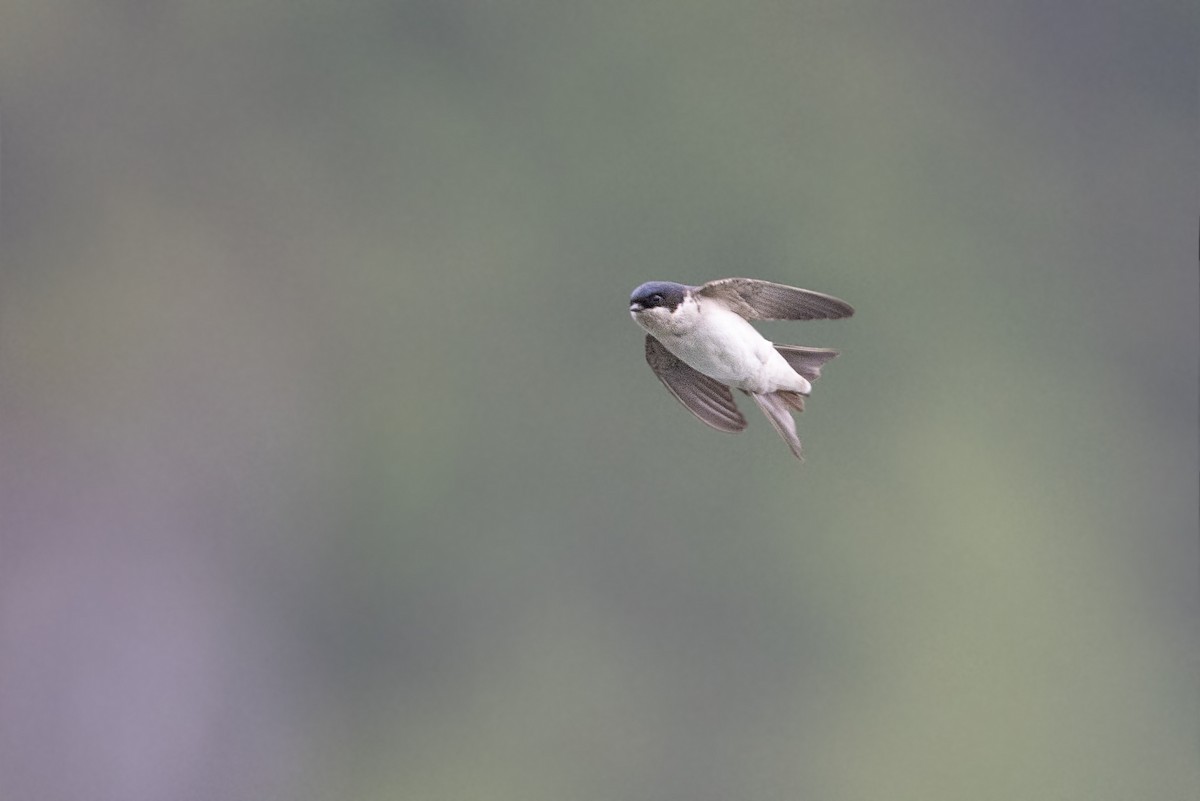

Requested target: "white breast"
[{"left": 638, "top": 296, "right": 811, "bottom": 394}]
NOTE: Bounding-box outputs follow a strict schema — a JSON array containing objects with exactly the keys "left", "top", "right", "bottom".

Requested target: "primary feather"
[{"left": 698, "top": 277, "right": 855, "bottom": 321}]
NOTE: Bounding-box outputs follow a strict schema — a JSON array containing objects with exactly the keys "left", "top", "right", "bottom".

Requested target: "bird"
[{"left": 629, "top": 277, "right": 853, "bottom": 460}]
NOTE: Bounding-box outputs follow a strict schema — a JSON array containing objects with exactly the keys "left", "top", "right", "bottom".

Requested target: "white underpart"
[{"left": 633, "top": 294, "right": 813, "bottom": 395}]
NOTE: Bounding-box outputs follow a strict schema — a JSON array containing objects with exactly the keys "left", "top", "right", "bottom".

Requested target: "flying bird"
[{"left": 629, "top": 277, "right": 853, "bottom": 460}]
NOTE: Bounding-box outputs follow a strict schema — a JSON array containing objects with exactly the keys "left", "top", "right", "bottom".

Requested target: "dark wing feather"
[
  {"left": 698, "top": 277, "right": 854, "bottom": 321},
  {"left": 644, "top": 335, "right": 747, "bottom": 433}
]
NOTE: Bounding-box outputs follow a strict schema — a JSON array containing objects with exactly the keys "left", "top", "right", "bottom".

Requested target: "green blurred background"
[{"left": 1, "top": 2, "right": 1196, "bottom": 799}]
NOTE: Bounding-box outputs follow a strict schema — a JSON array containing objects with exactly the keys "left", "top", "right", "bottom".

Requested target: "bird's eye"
[{"left": 649, "top": 293, "right": 664, "bottom": 305}]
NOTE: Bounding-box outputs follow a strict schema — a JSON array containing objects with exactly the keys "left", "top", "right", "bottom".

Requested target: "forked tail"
[
  {"left": 751, "top": 345, "right": 842, "bottom": 460},
  {"left": 773, "top": 345, "right": 840, "bottom": 383},
  {"left": 750, "top": 391, "right": 807, "bottom": 460}
]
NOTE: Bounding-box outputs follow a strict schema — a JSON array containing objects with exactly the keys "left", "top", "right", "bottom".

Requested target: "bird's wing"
[
  {"left": 644, "top": 335, "right": 747, "bottom": 433},
  {"left": 697, "top": 277, "right": 854, "bottom": 321}
]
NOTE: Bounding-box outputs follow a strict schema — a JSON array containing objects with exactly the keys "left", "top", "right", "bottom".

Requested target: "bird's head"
[{"left": 629, "top": 281, "right": 688, "bottom": 316}]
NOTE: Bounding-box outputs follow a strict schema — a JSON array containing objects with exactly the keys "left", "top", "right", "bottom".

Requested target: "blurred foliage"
[{"left": 1, "top": 1, "right": 1196, "bottom": 799}]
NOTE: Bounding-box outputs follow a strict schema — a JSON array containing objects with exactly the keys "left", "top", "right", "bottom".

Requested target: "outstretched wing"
[
  {"left": 644, "top": 335, "right": 747, "bottom": 433},
  {"left": 698, "top": 277, "right": 854, "bottom": 321}
]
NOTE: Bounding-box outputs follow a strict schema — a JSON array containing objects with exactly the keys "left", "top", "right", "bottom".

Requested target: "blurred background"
[{"left": 1, "top": 2, "right": 1196, "bottom": 799}]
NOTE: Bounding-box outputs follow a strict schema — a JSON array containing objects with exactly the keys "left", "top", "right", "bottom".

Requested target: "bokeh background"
[{"left": 1, "top": 2, "right": 1196, "bottom": 799}]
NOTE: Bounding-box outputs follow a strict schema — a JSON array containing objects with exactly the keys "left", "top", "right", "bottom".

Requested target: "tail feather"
[
  {"left": 774, "top": 345, "right": 839, "bottom": 383},
  {"left": 779, "top": 390, "right": 806, "bottom": 413},
  {"left": 751, "top": 392, "right": 805, "bottom": 460}
]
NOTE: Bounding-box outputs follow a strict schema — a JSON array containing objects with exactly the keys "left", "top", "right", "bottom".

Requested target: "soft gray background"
[{"left": 2, "top": 2, "right": 1196, "bottom": 799}]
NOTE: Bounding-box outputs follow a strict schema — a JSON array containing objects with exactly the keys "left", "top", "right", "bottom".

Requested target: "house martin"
[{"left": 629, "top": 277, "right": 853, "bottom": 460}]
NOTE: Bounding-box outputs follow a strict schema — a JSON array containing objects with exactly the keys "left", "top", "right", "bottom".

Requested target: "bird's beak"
[{"left": 629, "top": 302, "right": 645, "bottom": 313}]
